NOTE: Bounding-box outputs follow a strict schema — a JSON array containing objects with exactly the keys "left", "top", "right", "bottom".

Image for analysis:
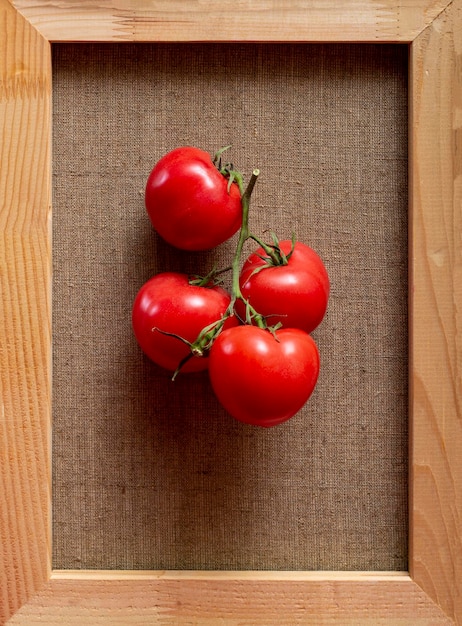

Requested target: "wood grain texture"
[
  {"left": 7, "top": 572, "right": 454, "bottom": 625},
  {"left": 0, "top": 0, "right": 52, "bottom": 623},
  {"left": 409, "top": 0, "right": 462, "bottom": 622},
  {"left": 0, "top": 0, "right": 461, "bottom": 623},
  {"left": 11, "top": 0, "right": 452, "bottom": 43}
]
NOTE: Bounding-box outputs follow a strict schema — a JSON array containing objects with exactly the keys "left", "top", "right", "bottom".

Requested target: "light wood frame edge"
[{"left": 1, "top": 0, "right": 460, "bottom": 623}]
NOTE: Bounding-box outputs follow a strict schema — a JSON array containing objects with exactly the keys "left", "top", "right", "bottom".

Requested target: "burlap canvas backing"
[{"left": 52, "top": 43, "right": 408, "bottom": 570}]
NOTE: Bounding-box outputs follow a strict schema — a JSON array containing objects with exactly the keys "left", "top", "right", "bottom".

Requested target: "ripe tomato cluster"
[{"left": 133, "top": 146, "right": 330, "bottom": 427}]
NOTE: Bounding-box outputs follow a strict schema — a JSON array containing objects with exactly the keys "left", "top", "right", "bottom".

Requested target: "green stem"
[
  {"left": 231, "top": 169, "right": 259, "bottom": 300},
  {"left": 171, "top": 167, "right": 265, "bottom": 378},
  {"left": 228, "top": 169, "right": 267, "bottom": 329},
  {"left": 196, "top": 168, "right": 264, "bottom": 341}
]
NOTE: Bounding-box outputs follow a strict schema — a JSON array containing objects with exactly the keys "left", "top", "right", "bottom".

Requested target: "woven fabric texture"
[{"left": 52, "top": 43, "right": 408, "bottom": 570}]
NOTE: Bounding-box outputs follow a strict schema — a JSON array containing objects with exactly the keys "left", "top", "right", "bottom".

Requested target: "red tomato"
[
  {"left": 132, "top": 272, "right": 237, "bottom": 373},
  {"left": 209, "top": 325, "right": 320, "bottom": 427},
  {"left": 236, "top": 240, "right": 330, "bottom": 333},
  {"left": 145, "top": 146, "right": 242, "bottom": 251}
]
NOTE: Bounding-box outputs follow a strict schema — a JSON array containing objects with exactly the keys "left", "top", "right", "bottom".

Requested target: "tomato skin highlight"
[
  {"left": 145, "top": 146, "right": 242, "bottom": 251},
  {"left": 132, "top": 272, "right": 237, "bottom": 373},
  {"left": 236, "top": 240, "right": 330, "bottom": 333},
  {"left": 209, "top": 325, "right": 320, "bottom": 427}
]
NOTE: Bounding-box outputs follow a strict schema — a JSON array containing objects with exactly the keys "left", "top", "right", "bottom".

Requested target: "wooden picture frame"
[{"left": 1, "top": 1, "right": 460, "bottom": 623}]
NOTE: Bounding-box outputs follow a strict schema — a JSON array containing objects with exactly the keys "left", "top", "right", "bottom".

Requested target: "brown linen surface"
[{"left": 52, "top": 43, "right": 408, "bottom": 571}]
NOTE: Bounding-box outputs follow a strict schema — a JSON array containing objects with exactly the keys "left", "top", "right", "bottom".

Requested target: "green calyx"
[
  {"left": 213, "top": 145, "right": 244, "bottom": 195},
  {"left": 188, "top": 265, "right": 232, "bottom": 288},
  {"left": 250, "top": 231, "right": 296, "bottom": 268}
]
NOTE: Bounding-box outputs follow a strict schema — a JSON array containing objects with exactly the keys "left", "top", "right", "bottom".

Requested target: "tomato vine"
[{"left": 133, "top": 146, "right": 330, "bottom": 426}]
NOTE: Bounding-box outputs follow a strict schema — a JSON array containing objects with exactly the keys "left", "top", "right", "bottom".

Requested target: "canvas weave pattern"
[{"left": 52, "top": 43, "right": 408, "bottom": 570}]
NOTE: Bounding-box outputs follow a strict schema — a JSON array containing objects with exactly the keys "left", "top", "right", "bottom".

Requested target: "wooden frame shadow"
[{"left": 1, "top": 1, "right": 460, "bottom": 623}]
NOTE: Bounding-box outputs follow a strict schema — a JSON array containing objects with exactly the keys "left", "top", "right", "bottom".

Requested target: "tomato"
[
  {"left": 145, "top": 146, "right": 242, "bottom": 251},
  {"left": 209, "top": 325, "right": 320, "bottom": 427},
  {"left": 236, "top": 240, "right": 330, "bottom": 333},
  {"left": 132, "top": 272, "right": 237, "bottom": 373}
]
